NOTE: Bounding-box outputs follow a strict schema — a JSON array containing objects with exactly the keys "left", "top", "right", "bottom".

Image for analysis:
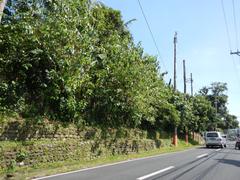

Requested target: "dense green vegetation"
[{"left": 0, "top": 0, "right": 238, "bottom": 135}]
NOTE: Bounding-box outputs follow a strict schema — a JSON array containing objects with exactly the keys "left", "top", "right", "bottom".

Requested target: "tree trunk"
[
  {"left": 185, "top": 128, "right": 189, "bottom": 145},
  {"left": 0, "top": 0, "right": 7, "bottom": 23},
  {"left": 173, "top": 127, "right": 178, "bottom": 146}
]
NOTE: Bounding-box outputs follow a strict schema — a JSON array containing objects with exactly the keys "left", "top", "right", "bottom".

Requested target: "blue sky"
[{"left": 100, "top": 0, "right": 240, "bottom": 120}]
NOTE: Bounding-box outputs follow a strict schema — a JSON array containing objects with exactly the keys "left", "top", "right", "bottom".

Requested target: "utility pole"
[
  {"left": 183, "top": 60, "right": 188, "bottom": 144},
  {"left": 173, "top": 32, "right": 178, "bottom": 146},
  {"left": 190, "top": 73, "right": 193, "bottom": 96},
  {"left": 187, "top": 72, "right": 194, "bottom": 140},
  {"left": 183, "top": 60, "right": 186, "bottom": 94},
  {"left": 214, "top": 100, "right": 218, "bottom": 131},
  {"left": 174, "top": 32, "right": 177, "bottom": 91},
  {"left": 186, "top": 73, "right": 193, "bottom": 96},
  {"left": 0, "top": 0, "right": 7, "bottom": 23},
  {"left": 230, "top": 50, "right": 240, "bottom": 56}
]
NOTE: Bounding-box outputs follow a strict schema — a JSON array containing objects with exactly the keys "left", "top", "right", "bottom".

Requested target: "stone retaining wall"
[
  {"left": 0, "top": 139, "right": 158, "bottom": 170},
  {"left": 0, "top": 120, "right": 147, "bottom": 141},
  {"left": 0, "top": 120, "right": 158, "bottom": 171}
]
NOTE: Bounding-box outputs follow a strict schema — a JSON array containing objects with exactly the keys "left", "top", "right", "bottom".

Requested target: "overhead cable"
[{"left": 137, "top": 0, "right": 167, "bottom": 72}]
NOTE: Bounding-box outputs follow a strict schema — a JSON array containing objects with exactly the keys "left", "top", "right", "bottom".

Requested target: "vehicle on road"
[
  {"left": 221, "top": 134, "right": 227, "bottom": 148},
  {"left": 235, "top": 134, "right": 240, "bottom": 150},
  {"left": 205, "top": 131, "right": 226, "bottom": 148}
]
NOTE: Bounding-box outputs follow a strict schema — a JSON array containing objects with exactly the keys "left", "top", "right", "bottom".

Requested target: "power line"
[
  {"left": 232, "top": 0, "right": 239, "bottom": 50},
  {"left": 221, "top": 0, "right": 232, "bottom": 51},
  {"left": 232, "top": 0, "right": 240, "bottom": 64},
  {"left": 137, "top": 0, "right": 167, "bottom": 72},
  {"left": 220, "top": 0, "right": 240, "bottom": 87}
]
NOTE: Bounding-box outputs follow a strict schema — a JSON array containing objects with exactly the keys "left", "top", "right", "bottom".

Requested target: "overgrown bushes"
[{"left": 0, "top": 0, "right": 238, "bottom": 134}]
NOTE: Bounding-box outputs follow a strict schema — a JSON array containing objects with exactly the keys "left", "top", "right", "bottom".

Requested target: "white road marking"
[
  {"left": 33, "top": 148, "right": 196, "bottom": 179},
  {"left": 136, "top": 166, "right": 175, "bottom": 180},
  {"left": 196, "top": 153, "right": 208, "bottom": 159},
  {"left": 215, "top": 148, "right": 221, "bottom": 152}
]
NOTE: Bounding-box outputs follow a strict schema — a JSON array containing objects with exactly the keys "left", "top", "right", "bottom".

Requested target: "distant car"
[
  {"left": 205, "top": 131, "right": 226, "bottom": 148},
  {"left": 235, "top": 134, "right": 240, "bottom": 150}
]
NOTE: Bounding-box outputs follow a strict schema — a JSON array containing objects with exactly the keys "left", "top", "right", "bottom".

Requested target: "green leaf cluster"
[{"left": 0, "top": 0, "right": 238, "bottom": 133}]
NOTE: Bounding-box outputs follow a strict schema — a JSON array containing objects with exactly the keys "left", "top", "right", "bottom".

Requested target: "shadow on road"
[
  {"left": 152, "top": 149, "right": 219, "bottom": 180},
  {"left": 196, "top": 146, "right": 208, "bottom": 149},
  {"left": 196, "top": 146, "right": 222, "bottom": 149},
  {"left": 217, "top": 158, "right": 240, "bottom": 167},
  {"left": 215, "top": 151, "right": 240, "bottom": 155}
]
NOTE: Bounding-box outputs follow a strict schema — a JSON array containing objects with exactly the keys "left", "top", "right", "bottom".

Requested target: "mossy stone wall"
[{"left": 0, "top": 120, "right": 159, "bottom": 171}]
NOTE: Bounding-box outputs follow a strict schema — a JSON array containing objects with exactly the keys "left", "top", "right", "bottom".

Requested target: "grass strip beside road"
[{"left": 0, "top": 140, "right": 200, "bottom": 180}]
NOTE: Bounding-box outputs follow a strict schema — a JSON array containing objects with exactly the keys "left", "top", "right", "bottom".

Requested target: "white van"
[{"left": 205, "top": 131, "right": 226, "bottom": 148}]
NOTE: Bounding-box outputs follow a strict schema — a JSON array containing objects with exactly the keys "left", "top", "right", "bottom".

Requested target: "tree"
[
  {"left": 1, "top": 0, "right": 237, "bottom": 135},
  {"left": 198, "top": 82, "right": 236, "bottom": 130},
  {"left": 192, "top": 95, "right": 215, "bottom": 132},
  {"left": 199, "top": 82, "right": 228, "bottom": 116},
  {"left": 219, "top": 114, "right": 239, "bottom": 129},
  {"left": 0, "top": 0, "right": 94, "bottom": 121},
  {"left": 0, "top": 0, "right": 169, "bottom": 128}
]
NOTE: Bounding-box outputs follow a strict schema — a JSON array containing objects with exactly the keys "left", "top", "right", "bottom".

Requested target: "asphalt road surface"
[{"left": 34, "top": 141, "right": 240, "bottom": 180}]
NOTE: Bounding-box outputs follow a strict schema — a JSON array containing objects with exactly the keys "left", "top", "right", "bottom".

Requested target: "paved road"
[{"left": 34, "top": 143, "right": 240, "bottom": 180}]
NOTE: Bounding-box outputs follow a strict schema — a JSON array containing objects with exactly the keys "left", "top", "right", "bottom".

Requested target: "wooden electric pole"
[
  {"left": 186, "top": 72, "right": 194, "bottom": 141},
  {"left": 173, "top": 32, "right": 178, "bottom": 146},
  {"left": 174, "top": 32, "right": 177, "bottom": 91},
  {"left": 183, "top": 59, "right": 188, "bottom": 144},
  {"left": 190, "top": 73, "right": 193, "bottom": 96},
  {"left": 0, "top": 0, "right": 7, "bottom": 23},
  {"left": 183, "top": 60, "right": 186, "bottom": 94}
]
